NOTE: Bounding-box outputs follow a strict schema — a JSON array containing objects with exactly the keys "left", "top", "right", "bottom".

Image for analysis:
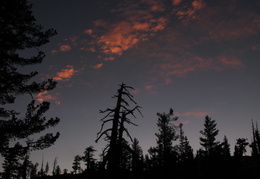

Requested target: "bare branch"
[{"left": 96, "top": 128, "right": 112, "bottom": 143}]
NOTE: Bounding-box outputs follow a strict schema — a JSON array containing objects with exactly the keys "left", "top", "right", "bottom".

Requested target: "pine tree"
[
  {"left": 234, "top": 138, "right": 249, "bottom": 157},
  {"left": 55, "top": 165, "right": 61, "bottom": 175},
  {"left": 30, "top": 162, "right": 38, "bottom": 179},
  {"left": 2, "top": 143, "right": 27, "bottom": 179},
  {"left": 72, "top": 155, "right": 82, "bottom": 174},
  {"left": 45, "top": 162, "right": 49, "bottom": 176},
  {"left": 131, "top": 138, "right": 143, "bottom": 172},
  {"left": 221, "top": 135, "right": 231, "bottom": 157},
  {"left": 250, "top": 120, "right": 260, "bottom": 158},
  {"left": 82, "top": 146, "right": 96, "bottom": 171},
  {"left": 52, "top": 157, "right": 58, "bottom": 176},
  {"left": 178, "top": 124, "right": 193, "bottom": 162},
  {"left": 149, "top": 108, "right": 179, "bottom": 169},
  {"left": 0, "top": 0, "right": 60, "bottom": 156},
  {"left": 199, "top": 115, "right": 220, "bottom": 157}
]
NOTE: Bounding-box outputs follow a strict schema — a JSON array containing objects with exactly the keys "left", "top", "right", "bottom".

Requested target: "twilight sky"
[{"left": 4, "top": 0, "right": 260, "bottom": 172}]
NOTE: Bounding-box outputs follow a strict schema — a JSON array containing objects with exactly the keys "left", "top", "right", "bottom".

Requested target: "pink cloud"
[
  {"left": 104, "top": 57, "right": 115, "bottom": 61},
  {"left": 84, "top": 29, "right": 93, "bottom": 35},
  {"left": 218, "top": 56, "right": 244, "bottom": 69},
  {"left": 172, "top": 0, "right": 182, "bottom": 6},
  {"left": 51, "top": 49, "right": 58, "bottom": 54},
  {"left": 36, "top": 91, "right": 60, "bottom": 104},
  {"left": 59, "top": 44, "right": 71, "bottom": 52},
  {"left": 145, "top": 85, "right": 154, "bottom": 90},
  {"left": 92, "top": 63, "right": 103, "bottom": 69},
  {"left": 84, "top": 1, "right": 168, "bottom": 59},
  {"left": 53, "top": 65, "right": 78, "bottom": 81}
]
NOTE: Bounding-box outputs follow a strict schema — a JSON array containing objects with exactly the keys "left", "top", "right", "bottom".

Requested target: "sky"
[{"left": 2, "top": 0, "right": 260, "bottom": 173}]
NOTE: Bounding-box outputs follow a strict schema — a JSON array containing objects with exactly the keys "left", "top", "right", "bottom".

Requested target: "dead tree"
[{"left": 95, "top": 83, "right": 142, "bottom": 172}]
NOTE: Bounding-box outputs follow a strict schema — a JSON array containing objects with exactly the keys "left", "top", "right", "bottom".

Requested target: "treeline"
[
  {"left": 8, "top": 108, "right": 259, "bottom": 179},
  {"left": 21, "top": 84, "right": 260, "bottom": 179}
]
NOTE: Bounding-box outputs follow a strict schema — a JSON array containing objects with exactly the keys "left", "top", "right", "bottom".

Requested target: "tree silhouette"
[
  {"left": 250, "top": 120, "right": 260, "bottom": 158},
  {"left": 131, "top": 138, "right": 143, "bottom": 173},
  {"left": 45, "top": 162, "right": 49, "bottom": 176},
  {"left": 52, "top": 157, "right": 58, "bottom": 176},
  {"left": 1, "top": 143, "right": 27, "bottom": 179},
  {"left": 72, "top": 155, "right": 82, "bottom": 174},
  {"left": 220, "top": 135, "right": 231, "bottom": 157},
  {"left": 234, "top": 138, "right": 249, "bottom": 157},
  {"left": 96, "top": 83, "right": 142, "bottom": 174},
  {"left": 82, "top": 146, "right": 96, "bottom": 171},
  {"left": 199, "top": 115, "right": 220, "bottom": 157},
  {"left": 148, "top": 108, "right": 179, "bottom": 170},
  {"left": 178, "top": 123, "right": 193, "bottom": 162},
  {"left": 0, "top": 0, "right": 59, "bottom": 162}
]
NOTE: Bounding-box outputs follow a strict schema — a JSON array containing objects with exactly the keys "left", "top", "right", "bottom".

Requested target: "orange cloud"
[
  {"left": 36, "top": 91, "right": 60, "bottom": 104},
  {"left": 59, "top": 44, "right": 71, "bottom": 52},
  {"left": 145, "top": 85, "right": 154, "bottom": 90},
  {"left": 92, "top": 63, "right": 103, "bottom": 69},
  {"left": 51, "top": 50, "right": 58, "bottom": 54},
  {"left": 172, "top": 0, "right": 182, "bottom": 6},
  {"left": 53, "top": 65, "right": 78, "bottom": 81},
  {"left": 104, "top": 57, "right": 115, "bottom": 61},
  {"left": 174, "top": 0, "right": 206, "bottom": 21},
  {"left": 84, "top": 1, "right": 168, "bottom": 60},
  {"left": 192, "top": 0, "right": 205, "bottom": 10},
  {"left": 84, "top": 29, "right": 93, "bottom": 35}
]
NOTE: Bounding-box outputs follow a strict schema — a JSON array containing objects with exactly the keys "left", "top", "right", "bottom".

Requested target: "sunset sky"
[{"left": 4, "top": 0, "right": 260, "bottom": 172}]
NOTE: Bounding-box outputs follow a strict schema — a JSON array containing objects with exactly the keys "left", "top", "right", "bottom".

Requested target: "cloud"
[
  {"left": 218, "top": 56, "right": 244, "bottom": 69},
  {"left": 82, "top": 0, "right": 168, "bottom": 60},
  {"left": 153, "top": 55, "right": 244, "bottom": 78},
  {"left": 92, "top": 63, "right": 103, "bottom": 69},
  {"left": 84, "top": 29, "right": 93, "bottom": 35},
  {"left": 59, "top": 44, "right": 72, "bottom": 52},
  {"left": 145, "top": 85, "right": 154, "bottom": 90},
  {"left": 53, "top": 65, "right": 78, "bottom": 81},
  {"left": 174, "top": 0, "right": 206, "bottom": 21},
  {"left": 36, "top": 91, "right": 60, "bottom": 105},
  {"left": 172, "top": 0, "right": 182, "bottom": 6}
]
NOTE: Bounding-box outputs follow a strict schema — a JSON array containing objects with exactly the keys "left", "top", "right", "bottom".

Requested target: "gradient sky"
[{"left": 3, "top": 0, "right": 260, "bottom": 173}]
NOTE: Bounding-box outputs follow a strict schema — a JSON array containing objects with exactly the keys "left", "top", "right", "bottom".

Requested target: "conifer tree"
[
  {"left": 178, "top": 123, "right": 193, "bottom": 162},
  {"left": 1, "top": 143, "right": 27, "bottom": 179},
  {"left": 0, "top": 0, "right": 60, "bottom": 156},
  {"left": 52, "top": 157, "right": 58, "bottom": 176},
  {"left": 131, "top": 138, "right": 143, "bottom": 172},
  {"left": 72, "top": 155, "right": 82, "bottom": 174},
  {"left": 221, "top": 135, "right": 231, "bottom": 157},
  {"left": 83, "top": 146, "right": 96, "bottom": 171},
  {"left": 199, "top": 115, "right": 220, "bottom": 157},
  {"left": 234, "top": 138, "right": 249, "bottom": 157},
  {"left": 45, "top": 162, "right": 49, "bottom": 176},
  {"left": 250, "top": 120, "right": 260, "bottom": 158},
  {"left": 149, "top": 108, "right": 179, "bottom": 169}
]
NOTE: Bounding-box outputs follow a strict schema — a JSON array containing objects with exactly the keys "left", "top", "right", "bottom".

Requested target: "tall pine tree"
[
  {"left": 199, "top": 115, "right": 219, "bottom": 157},
  {"left": 1, "top": 0, "right": 60, "bottom": 178},
  {"left": 0, "top": 0, "right": 60, "bottom": 153},
  {"left": 148, "top": 108, "right": 179, "bottom": 169}
]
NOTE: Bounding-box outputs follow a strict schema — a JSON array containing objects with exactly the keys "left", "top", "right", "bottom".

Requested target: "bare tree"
[{"left": 96, "top": 83, "right": 142, "bottom": 173}]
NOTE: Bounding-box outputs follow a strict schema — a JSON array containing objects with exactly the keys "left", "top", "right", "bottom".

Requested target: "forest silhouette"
[{"left": 1, "top": 0, "right": 260, "bottom": 179}]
